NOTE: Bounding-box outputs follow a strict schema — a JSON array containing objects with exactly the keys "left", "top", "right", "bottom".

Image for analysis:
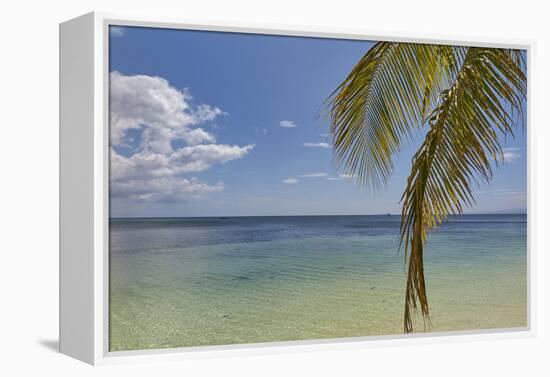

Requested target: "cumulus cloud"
[
  {"left": 279, "top": 120, "right": 298, "bottom": 128},
  {"left": 110, "top": 71, "right": 216, "bottom": 149},
  {"left": 282, "top": 178, "right": 298, "bottom": 184},
  {"left": 111, "top": 177, "right": 224, "bottom": 202},
  {"left": 111, "top": 144, "right": 254, "bottom": 181},
  {"left": 503, "top": 147, "right": 521, "bottom": 162},
  {"left": 303, "top": 142, "right": 331, "bottom": 149},
  {"left": 110, "top": 72, "right": 254, "bottom": 203}
]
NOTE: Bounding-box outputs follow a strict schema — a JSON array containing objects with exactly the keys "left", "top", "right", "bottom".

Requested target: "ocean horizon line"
[{"left": 109, "top": 212, "right": 527, "bottom": 220}]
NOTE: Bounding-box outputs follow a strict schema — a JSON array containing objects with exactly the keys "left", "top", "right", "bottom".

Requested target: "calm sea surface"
[{"left": 109, "top": 214, "right": 527, "bottom": 351}]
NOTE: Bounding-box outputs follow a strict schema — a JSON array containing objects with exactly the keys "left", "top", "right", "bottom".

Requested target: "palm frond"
[
  {"left": 326, "top": 42, "right": 464, "bottom": 189},
  {"left": 400, "top": 47, "right": 526, "bottom": 332},
  {"left": 326, "top": 42, "right": 526, "bottom": 333}
]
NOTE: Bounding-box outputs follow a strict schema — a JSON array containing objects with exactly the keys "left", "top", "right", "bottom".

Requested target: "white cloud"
[
  {"left": 111, "top": 177, "right": 224, "bottom": 202},
  {"left": 195, "top": 104, "right": 225, "bottom": 122},
  {"left": 110, "top": 26, "right": 126, "bottom": 37},
  {"left": 281, "top": 172, "right": 329, "bottom": 184},
  {"left": 490, "top": 189, "right": 525, "bottom": 197},
  {"left": 282, "top": 178, "right": 298, "bottom": 184},
  {"left": 110, "top": 71, "right": 217, "bottom": 150},
  {"left": 111, "top": 144, "right": 254, "bottom": 181},
  {"left": 303, "top": 142, "right": 331, "bottom": 149},
  {"left": 503, "top": 147, "right": 521, "bottom": 162},
  {"left": 299, "top": 172, "right": 328, "bottom": 178},
  {"left": 325, "top": 173, "right": 357, "bottom": 181},
  {"left": 339, "top": 173, "right": 356, "bottom": 179},
  {"left": 279, "top": 120, "right": 298, "bottom": 128},
  {"left": 109, "top": 72, "right": 254, "bottom": 203}
]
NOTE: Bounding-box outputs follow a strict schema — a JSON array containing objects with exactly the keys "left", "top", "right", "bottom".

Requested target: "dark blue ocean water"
[{"left": 110, "top": 214, "right": 526, "bottom": 253}]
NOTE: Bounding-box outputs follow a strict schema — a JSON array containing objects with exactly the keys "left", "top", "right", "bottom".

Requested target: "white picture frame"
[{"left": 59, "top": 11, "right": 535, "bottom": 365}]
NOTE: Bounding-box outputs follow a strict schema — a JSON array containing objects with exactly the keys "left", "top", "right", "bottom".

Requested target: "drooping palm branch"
[{"left": 326, "top": 42, "right": 526, "bottom": 333}]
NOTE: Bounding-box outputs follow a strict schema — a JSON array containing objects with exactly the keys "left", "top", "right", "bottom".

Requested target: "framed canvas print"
[{"left": 59, "top": 12, "right": 533, "bottom": 365}]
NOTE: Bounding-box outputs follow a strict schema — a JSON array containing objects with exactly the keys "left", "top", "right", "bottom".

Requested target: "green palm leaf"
[
  {"left": 327, "top": 43, "right": 464, "bottom": 188},
  {"left": 326, "top": 42, "right": 526, "bottom": 333}
]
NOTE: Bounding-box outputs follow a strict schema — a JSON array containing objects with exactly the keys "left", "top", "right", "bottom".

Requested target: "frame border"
[{"left": 86, "top": 11, "right": 534, "bottom": 365}]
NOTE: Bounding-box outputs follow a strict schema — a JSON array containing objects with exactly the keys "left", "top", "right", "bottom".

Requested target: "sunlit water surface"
[{"left": 109, "top": 214, "right": 527, "bottom": 351}]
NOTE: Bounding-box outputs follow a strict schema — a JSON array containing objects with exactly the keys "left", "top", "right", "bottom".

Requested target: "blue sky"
[{"left": 109, "top": 26, "right": 527, "bottom": 218}]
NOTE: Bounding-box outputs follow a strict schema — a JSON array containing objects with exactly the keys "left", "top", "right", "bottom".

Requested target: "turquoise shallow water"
[{"left": 109, "top": 214, "right": 527, "bottom": 351}]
